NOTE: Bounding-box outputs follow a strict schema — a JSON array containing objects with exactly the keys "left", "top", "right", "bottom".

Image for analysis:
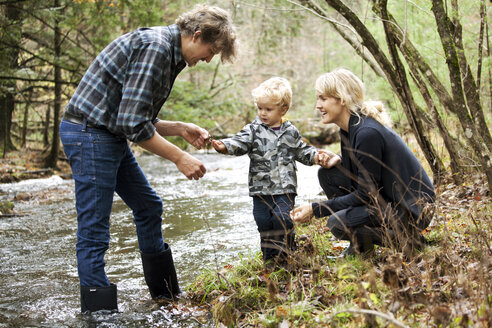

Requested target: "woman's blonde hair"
[
  {"left": 252, "top": 77, "right": 292, "bottom": 110},
  {"left": 315, "top": 68, "right": 392, "bottom": 127},
  {"left": 176, "top": 4, "right": 237, "bottom": 63}
]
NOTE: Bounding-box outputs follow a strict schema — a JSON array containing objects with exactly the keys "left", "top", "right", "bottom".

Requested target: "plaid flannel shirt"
[{"left": 65, "top": 24, "right": 186, "bottom": 142}]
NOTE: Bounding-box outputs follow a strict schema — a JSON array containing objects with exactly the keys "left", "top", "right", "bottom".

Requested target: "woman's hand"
[
  {"left": 290, "top": 204, "right": 314, "bottom": 223},
  {"left": 212, "top": 140, "right": 228, "bottom": 154},
  {"left": 315, "top": 149, "right": 341, "bottom": 169}
]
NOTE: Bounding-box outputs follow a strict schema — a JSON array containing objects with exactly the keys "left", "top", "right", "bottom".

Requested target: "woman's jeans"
[
  {"left": 252, "top": 194, "right": 296, "bottom": 260},
  {"left": 318, "top": 166, "right": 404, "bottom": 251},
  {"left": 60, "top": 119, "right": 165, "bottom": 287}
]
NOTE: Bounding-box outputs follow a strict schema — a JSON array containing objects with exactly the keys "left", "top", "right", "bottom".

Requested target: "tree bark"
[
  {"left": 449, "top": 0, "right": 492, "bottom": 151},
  {"left": 44, "top": 104, "right": 50, "bottom": 146},
  {"left": 377, "top": 0, "right": 445, "bottom": 178},
  {"left": 0, "top": 2, "right": 22, "bottom": 155},
  {"left": 431, "top": 0, "right": 492, "bottom": 193},
  {"left": 317, "top": 0, "right": 444, "bottom": 178},
  {"left": 43, "top": 0, "right": 61, "bottom": 169}
]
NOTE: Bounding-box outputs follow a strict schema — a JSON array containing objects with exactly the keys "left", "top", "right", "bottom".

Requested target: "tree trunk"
[
  {"left": 449, "top": 0, "right": 492, "bottom": 151},
  {"left": 318, "top": 0, "right": 444, "bottom": 178},
  {"left": 431, "top": 0, "right": 492, "bottom": 193},
  {"left": 21, "top": 103, "right": 28, "bottom": 147},
  {"left": 43, "top": 0, "right": 61, "bottom": 169},
  {"left": 44, "top": 104, "right": 51, "bottom": 146},
  {"left": 0, "top": 3, "right": 22, "bottom": 155},
  {"left": 367, "top": 5, "right": 465, "bottom": 182}
]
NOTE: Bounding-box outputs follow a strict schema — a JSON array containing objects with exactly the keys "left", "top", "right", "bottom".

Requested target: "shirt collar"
[{"left": 167, "top": 24, "right": 185, "bottom": 68}]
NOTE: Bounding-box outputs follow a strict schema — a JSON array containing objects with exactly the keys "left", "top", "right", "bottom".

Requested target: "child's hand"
[
  {"left": 212, "top": 140, "right": 228, "bottom": 154},
  {"left": 315, "top": 149, "right": 341, "bottom": 168}
]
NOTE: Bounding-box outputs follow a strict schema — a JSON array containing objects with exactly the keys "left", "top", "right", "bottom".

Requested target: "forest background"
[
  {"left": 0, "top": 0, "right": 490, "bottom": 192},
  {"left": 0, "top": 1, "right": 491, "bottom": 327}
]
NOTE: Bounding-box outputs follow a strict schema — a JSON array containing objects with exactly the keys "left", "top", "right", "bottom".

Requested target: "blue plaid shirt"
[{"left": 65, "top": 24, "right": 186, "bottom": 142}]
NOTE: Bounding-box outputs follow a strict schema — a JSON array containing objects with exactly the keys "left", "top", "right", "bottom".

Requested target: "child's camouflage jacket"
[{"left": 221, "top": 117, "right": 318, "bottom": 196}]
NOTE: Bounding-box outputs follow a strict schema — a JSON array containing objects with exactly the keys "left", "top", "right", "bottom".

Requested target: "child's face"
[{"left": 256, "top": 98, "right": 287, "bottom": 128}]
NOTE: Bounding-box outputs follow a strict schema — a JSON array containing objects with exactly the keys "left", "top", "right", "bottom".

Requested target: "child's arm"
[{"left": 211, "top": 139, "right": 229, "bottom": 154}]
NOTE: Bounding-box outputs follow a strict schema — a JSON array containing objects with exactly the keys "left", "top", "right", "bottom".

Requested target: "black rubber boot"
[
  {"left": 80, "top": 283, "right": 118, "bottom": 313},
  {"left": 140, "top": 244, "right": 180, "bottom": 301}
]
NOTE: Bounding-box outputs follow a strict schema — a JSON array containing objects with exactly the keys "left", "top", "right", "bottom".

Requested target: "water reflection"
[{"left": 0, "top": 152, "right": 322, "bottom": 327}]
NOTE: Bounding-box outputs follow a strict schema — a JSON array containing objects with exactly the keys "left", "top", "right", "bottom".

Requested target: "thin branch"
[
  {"left": 0, "top": 39, "right": 82, "bottom": 75},
  {"left": 237, "top": 0, "right": 304, "bottom": 11},
  {"left": 477, "top": 0, "right": 486, "bottom": 92},
  {"left": 292, "top": 0, "right": 384, "bottom": 77},
  {"left": 285, "top": 0, "right": 356, "bottom": 33},
  {"left": 0, "top": 75, "right": 77, "bottom": 85},
  {"left": 0, "top": 0, "right": 29, "bottom": 4}
]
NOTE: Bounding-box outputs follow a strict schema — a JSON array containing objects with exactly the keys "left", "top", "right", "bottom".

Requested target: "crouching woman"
[{"left": 291, "top": 68, "right": 435, "bottom": 256}]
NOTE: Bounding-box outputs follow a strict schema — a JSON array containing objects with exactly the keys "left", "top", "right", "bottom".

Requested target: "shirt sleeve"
[
  {"left": 117, "top": 42, "right": 171, "bottom": 142},
  {"left": 293, "top": 138, "right": 317, "bottom": 166},
  {"left": 312, "top": 127, "right": 384, "bottom": 217},
  {"left": 221, "top": 124, "right": 254, "bottom": 156}
]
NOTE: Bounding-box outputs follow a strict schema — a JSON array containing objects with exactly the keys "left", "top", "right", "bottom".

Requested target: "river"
[{"left": 0, "top": 152, "right": 323, "bottom": 327}]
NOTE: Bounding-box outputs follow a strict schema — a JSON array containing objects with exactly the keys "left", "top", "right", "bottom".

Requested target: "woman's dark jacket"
[{"left": 312, "top": 114, "right": 435, "bottom": 224}]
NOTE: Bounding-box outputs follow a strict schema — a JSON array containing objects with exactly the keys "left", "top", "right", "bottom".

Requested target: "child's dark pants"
[{"left": 252, "top": 194, "right": 296, "bottom": 261}]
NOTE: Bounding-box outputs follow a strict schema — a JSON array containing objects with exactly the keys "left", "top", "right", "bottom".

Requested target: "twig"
[
  {"left": 470, "top": 215, "right": 492, "bottom": 256},
  {"left": 0, "top": 213, "right": 26, "bottom": 218},
  {"left": 19, "top": 168, "right": 52, "bottom": 174},
  {"left": 216, "top": 271, "right": 235, "bottom": 291},
  {"left": 332, "top": 308, "right": 409, "bottom": 328}
]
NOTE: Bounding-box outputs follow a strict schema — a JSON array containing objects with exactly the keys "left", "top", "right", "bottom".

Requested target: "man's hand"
[
  {"left": 181, "top": 123, "right": 211, "bottom": 149},
  {"left": 315, "top": 149, "right": 341, "bottom": 169},
  {"left": 175, "top": 152, "right": 207, "bottom": 180},
  {"left": 211, "top": 140, "right": 228, "bottom": 154},
  {"left": 138, "top": 132, "right": 207, "bottom": 180},
  {"left": 290, "top": 204, "right": 314, "bottom": 223}
]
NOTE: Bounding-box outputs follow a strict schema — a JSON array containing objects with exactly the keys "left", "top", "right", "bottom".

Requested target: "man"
[{"left": 59, "top": 4, "right": 237, "bottom": 313}]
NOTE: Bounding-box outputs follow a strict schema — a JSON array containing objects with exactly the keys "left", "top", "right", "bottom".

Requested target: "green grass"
[{"left": 187, "top": 176, "right": 492, "bottom": 327}]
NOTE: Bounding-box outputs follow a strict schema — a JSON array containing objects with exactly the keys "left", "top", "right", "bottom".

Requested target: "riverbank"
[
  {"left": 0, "top": 149, "right": 71, "bottom": 184},
  {"left": 187, "top": 173, "right": 491, "bottom": 327},
  {"left": 1, "top": 149, "right": 491, "bottom": 327}
]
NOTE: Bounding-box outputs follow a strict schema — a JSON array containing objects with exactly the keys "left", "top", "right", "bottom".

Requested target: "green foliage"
[{"left": 158, "top": 78, "right": 245, "bottom": 148}]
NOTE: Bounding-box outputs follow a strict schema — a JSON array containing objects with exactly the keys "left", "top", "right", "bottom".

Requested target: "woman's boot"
[{"left": 140, "top": 244, "right": 180, "bottom": 301}]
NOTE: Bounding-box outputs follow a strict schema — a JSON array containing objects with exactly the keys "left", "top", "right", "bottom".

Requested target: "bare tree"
[
  {"left": 43, "top": 0, "right": 61, "bottom": 168},
  {"left": 293, "top": 0, "right": 492, "bottom": 192},
  {"left": 0, "top": 2, "right": 22, "bottom": 155}
]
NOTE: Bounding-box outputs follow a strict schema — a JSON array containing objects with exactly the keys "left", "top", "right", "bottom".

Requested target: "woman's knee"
[
  {"left": 318, "top": 166, "right": 348, "bottom": 198},
  {"left": 327, "top": 215, "right": 350, "bottom": 239}
]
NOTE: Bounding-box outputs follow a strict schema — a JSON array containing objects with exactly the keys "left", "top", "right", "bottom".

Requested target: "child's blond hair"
[
  {"left": 315, "top": 68, "right": 392, "bottom": 127},
  {"left": 252, "top": 77, "right": 292, "bottom": 110}
]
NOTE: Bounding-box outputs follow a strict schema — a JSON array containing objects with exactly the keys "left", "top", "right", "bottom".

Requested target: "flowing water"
[{"left": 0, "top": 152, "right": 323, "bottom": 327}]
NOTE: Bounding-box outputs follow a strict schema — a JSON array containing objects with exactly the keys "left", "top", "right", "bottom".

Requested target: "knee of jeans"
[
  {"left": 137, "top": 196, "right": 163, "bottom": 219},
  {"left": 318, "top": 166, "right": 339, "bottom": 182},
  {"left": 327, "top": 216, "right": 347, "bottom": 238}
]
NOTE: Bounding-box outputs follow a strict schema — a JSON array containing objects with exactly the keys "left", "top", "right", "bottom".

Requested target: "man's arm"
[{"left": 137, "top": 132, "right": 206, "bottom": 180}]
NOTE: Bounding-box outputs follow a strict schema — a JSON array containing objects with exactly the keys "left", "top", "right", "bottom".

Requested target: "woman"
[{"left": 291, "top": 68, "right": 435, "bottom": 256}]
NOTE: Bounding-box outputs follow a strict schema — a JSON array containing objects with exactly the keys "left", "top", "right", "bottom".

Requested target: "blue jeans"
[
  {"left": 252, "top": 194, "right": 296, "bottom": 260},
  {"left": 60, "top": 119, "right": 165, "bottom": 287}
]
